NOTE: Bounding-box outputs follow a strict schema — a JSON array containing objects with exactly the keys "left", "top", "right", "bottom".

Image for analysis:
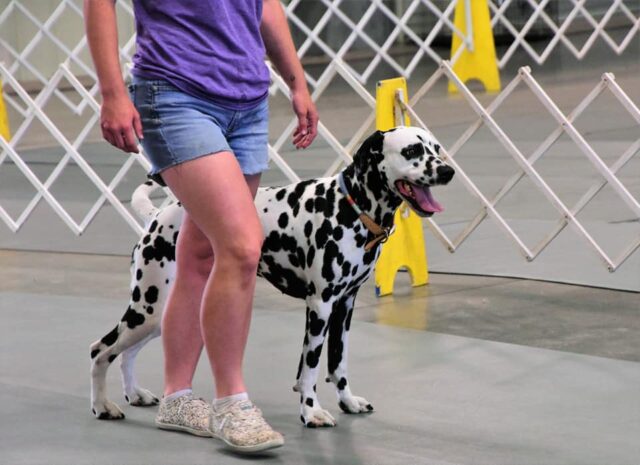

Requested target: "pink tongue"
[{"left": 413, "top": 185, "right": 444, "bottom": 213}]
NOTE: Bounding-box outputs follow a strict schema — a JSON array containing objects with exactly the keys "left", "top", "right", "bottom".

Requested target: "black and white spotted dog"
[{"left": 90, "top": 126, "right": 454, "bottom": 427}]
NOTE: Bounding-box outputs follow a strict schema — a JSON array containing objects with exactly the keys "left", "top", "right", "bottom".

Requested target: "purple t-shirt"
[{"left": 131, "top": 0, "right": 270, "bottom": 110}]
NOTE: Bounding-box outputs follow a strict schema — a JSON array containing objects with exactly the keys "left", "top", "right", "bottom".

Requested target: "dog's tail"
[{"left": 131, "top": 180, "right": 162, "bottom": 222}]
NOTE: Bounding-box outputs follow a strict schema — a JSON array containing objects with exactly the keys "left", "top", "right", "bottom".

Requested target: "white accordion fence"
[{"left": 0, "top": 0, "right": 638, "bottom": 275}]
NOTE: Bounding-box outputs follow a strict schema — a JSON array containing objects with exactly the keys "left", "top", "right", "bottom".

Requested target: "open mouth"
[{"left": 395, "top": 180, "right": 444, "bottom": 217}]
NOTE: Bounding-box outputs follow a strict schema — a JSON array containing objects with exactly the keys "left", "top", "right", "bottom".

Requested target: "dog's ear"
[{"left": 353, "top": 130, "right": 385, "bottom": 172}]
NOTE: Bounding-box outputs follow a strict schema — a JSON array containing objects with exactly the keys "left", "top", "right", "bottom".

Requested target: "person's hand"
[
  {"left": 291, "top": 88, "right": 318, "bottom": 149},
  {"left": 100, "top": 91, "right": 143, "bottom": 153}
]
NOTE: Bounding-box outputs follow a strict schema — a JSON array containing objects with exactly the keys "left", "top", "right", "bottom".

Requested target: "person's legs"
[
  {"left": 161, "top": 213, "right": 212, "bottom": 396},
  {"left": 161, "top": 173, "right": 262, "bottom": 397},
  {"left": 161, "top": 153, "right": 263, "bottom": 398}
]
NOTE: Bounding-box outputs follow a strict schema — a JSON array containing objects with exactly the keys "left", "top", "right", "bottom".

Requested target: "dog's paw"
[
  {"left": 301, "top": 405, "right": 337, "bottom": 428},
  {"left": 125, "top": 387, "right": 159, "bottom": 407},
  {"left": 338, "top": 395, "right": 374, "bottom": 414},
  {"left": 92, "top": 400, "right": 125, "bottom": 420}
]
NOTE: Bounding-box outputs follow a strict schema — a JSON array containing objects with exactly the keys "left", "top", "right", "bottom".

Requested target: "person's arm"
[
  {"left": 261, "top": 0, "right": 318, "bottom": 149},
  {"left": 84, "top": 0, "right": 142, "bottom": 153}
]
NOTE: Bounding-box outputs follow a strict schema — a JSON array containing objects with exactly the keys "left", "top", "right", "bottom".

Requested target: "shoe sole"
[
  {"left": 156, "top": 420, "right": 212, "bottom": 437},
  {"left": 211, "top": 433, "right": 284, "bottom": 454}
]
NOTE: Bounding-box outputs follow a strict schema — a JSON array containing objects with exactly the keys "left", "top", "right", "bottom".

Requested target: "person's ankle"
[
  {"left": 164, "top": 385, "right": 192, "bottom": 399},
  {"left": 213, "top": 392, "right": 249, "bottom": 411}
]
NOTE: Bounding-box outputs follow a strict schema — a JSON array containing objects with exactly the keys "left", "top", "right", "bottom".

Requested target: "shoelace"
[{"left": 224, "top": 405, "right": 269, "bottom": 432}]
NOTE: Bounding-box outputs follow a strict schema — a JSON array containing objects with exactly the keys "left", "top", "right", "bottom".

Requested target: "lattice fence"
[
  {"left": 401, "top": 61, "right": 640, "bottom": 271},
  {"left": 0, "top": 0, "right": 638, "bottom": 270}
]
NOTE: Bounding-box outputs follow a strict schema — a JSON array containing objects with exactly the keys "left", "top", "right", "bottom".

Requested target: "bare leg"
[{"left": 160, "top": 152, "right": 263, "bottom": 398}]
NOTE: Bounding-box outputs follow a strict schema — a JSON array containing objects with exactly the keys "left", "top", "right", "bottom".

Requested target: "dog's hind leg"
[
  {"left": 294, "top": 298, "right": 337, "bottom": 428},
  {"left": 90, "top": 307, "right": 159, "bottom": 419},
  {"left": 90, "top": 324, "right": 127, "bottom": 419},
  {"left": 326, "top": 292, "right": 373, "bottom": 414},
  {"left": 120, "top": 325, "right": 161, "bottom": 407}
]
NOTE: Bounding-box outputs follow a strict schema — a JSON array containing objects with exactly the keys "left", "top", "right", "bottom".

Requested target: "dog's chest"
[{"left": 255, "top": 178, "right": 377, "bottom": 299}]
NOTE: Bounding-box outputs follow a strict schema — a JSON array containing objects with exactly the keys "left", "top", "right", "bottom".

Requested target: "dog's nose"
[{"left": 436, "top": 165, "right": 455, "bottom": 184}]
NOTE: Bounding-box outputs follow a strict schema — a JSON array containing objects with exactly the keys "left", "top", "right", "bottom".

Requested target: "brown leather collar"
[{"left": 338, "top": 173, "right": 392, "bottom": 251}]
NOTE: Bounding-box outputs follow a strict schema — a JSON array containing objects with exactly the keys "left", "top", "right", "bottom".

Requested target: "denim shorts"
[{"left": 128, "top": 76, "right": 269, "bottom": 185}]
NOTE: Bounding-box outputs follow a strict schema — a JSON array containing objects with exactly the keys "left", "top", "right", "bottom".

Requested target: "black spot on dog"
[
  {"left": 315, "top": 220, "right": 332, "bottom": 249},
  {"left": 132, "top": 286, "right": 141, "bottom": 302},
  {"left": 108, "top": 354, "right": 117, "bottom": 363},
  {"left": 309, "top": 311, "right": 325, "bottom": 336},
  {"left": 305, "top": 344, "right": 323, "bottom": 368},
  {"left": 278, "top": 213, "right": 288, "bottom": 229},
  {"left": 121, "top": 306, "right": 145, "bottom": 329},
  {"left": 315, "top": 184, "right": 325, "bottom": 196},
  {"left": 401, "top": 143, "right": 425, "bottom": 160},
  {"left": 339, "top": 401, "right": 351, "bottom": 413},
  {"left": 306, "top": 245, "right": 315, "bottom": 268},
  {"left": 142, "top": 235, "right": 175, "bottom": 265},
  {"left": 322, "top": 241, "right": 339, "bottom": 282},
  {"left": 100, "top": 325, "right": 119, "bottom": 347},
  {"left": 287, "top": 180, "right": 315, "bottom": 214},
  {"left": 342, "top": 261, "right": 351, "bottom": 277},
  {"left": 337, "top": 377, "right": 347, "bottom": 390},
  {"left": 333, "top": 226, "right": 343, "bottom": 241},
  {"left": 260, "top": 254, "right": 308, "bottom": 299},
  {"left": 305, "top": 198, "right": 314, "bottom": 213},
  {"left": 304, "top": 220, "right": 313, "bottom": 238},
  {"left": 144, "top": 286, "right": 159, "bottom": 304},
  {"left": 275, "top": 189, "right": 286, "bottom": 201},
  {"left": 146, "top": 306, "right": 154, "bottom": 315},
  {"left": 308, "top": 282, "right": 316, "bottom": 296},
  {"left": 136, "top": 269, "right": 142, "bottom": 280},
  {"left": 305, "top": 398, "right": 314, "bottom": 407},
  {"left": 142, "top": 235, "right": 151, "bottom": 245},
  {"left": 91, "top": 349, "right": 100, "bottom": 359},
  {"left": 263, "top": 231, "right": 282, "bottom": 253},
  {"left": 148, "top": 220, "right": 158, "bottom": 233},
  {"left": 327, "top": 299, "right": 348, "bottom": 374}
]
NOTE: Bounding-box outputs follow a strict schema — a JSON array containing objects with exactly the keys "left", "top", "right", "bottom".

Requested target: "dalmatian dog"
[{"left": 90, "top": 126, "right": 454, "bottom": 427}]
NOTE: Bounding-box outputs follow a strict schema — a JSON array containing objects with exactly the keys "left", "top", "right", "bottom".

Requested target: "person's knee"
[{"left": 217, "top": 237, "right": 263, "bottom": 279}]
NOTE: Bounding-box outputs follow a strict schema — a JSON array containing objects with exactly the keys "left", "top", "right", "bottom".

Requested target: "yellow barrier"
[
  {"left": 0, "top": 81, "right": 10, "bottom": 140},
  {"left": 374, "top": 78, "right": 429, "bottom": 297},
  {"left": 448, "top": 0, "right": 501, "bottom": 94}
]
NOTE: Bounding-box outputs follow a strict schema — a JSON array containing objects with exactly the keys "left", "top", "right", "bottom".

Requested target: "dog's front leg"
[
  {"left": 294, "top": 298, "right": 336, "bottom": 427},
  {"left": 326, "top": 292, "right": 374, "bottom": 414}
]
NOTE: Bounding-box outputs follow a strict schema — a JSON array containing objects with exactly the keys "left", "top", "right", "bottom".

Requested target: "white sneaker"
[
  {"left": 155, "top": 394, "right": 212, "bottom": 437},
  {"left": 209, "top": 400, "right": 284, "bottom": 453}
]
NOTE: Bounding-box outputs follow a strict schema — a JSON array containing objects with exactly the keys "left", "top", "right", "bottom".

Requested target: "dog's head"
[{"left": 353, "top": 126, "right": 454, "bottom": 217}]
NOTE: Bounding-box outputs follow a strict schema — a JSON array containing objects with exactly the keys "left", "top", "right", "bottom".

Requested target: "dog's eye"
[{"left": 401, "top": 143, "right": 425, "bottom": 160}]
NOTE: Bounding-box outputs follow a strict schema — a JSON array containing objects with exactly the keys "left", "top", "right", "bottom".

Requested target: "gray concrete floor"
[{"left": 1, "top": 249, "right": 640, "bottom": 465}]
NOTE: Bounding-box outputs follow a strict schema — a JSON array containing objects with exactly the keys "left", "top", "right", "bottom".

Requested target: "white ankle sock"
[
  {"left": 214, "top": 392, "right": 249, "bottom": 410},
  {"left": 165, "top": 388, "right": 192, "bottom": 402}
]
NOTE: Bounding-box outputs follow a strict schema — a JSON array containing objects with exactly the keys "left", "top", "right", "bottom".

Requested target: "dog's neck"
[{"left": 340, "top": 163, "right": 403, "bottom": 229}]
